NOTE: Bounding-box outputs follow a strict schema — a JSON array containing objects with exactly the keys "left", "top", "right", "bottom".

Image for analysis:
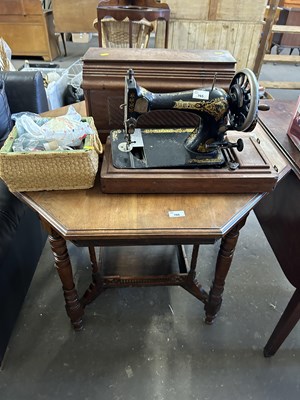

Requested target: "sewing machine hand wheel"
[{"left": 228, "top": 68, "right": 259, "bottom": 132}]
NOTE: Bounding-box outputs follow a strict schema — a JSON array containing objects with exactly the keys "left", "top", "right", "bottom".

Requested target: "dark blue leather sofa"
[{"left": 0, "top": 71, "right": 49, "bottom": 366}]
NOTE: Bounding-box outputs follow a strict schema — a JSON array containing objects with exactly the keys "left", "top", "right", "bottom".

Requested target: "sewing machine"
[
  {"left": 109, "top": 67, "right": 260, "bottom": 170},
  {"left": 101, "top": 67, "right": 278, "bottom": 194}
]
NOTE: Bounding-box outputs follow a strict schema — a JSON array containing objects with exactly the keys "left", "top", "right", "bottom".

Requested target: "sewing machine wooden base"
[{"left": 100, "top": 132, "right": 278, "bottom": 194}]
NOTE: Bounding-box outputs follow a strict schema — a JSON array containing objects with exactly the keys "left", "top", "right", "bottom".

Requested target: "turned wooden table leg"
[
  {"left": 205, "top": 213, "right": 249, "bottom": 324},
  {"left": 48, "top": 230, "right": 84, "bottom": 330}
]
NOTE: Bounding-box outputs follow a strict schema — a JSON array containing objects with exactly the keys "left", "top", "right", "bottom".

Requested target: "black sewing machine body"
[{"left": 111, "top": 68, "right": 259, "bottom": 170}]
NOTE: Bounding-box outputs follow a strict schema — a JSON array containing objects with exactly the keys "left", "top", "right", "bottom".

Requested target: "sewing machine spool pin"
[{"left": 210, "top": 73, "right": 217, "bottom": 92}]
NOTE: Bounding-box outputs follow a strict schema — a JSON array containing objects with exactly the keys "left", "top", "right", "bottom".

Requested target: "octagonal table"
[
  {"left": 14, "top": 103, "right": 289, "bottom": 331},
  {"left": 17, "top": 184, "right": 262, "bottom": 330}
]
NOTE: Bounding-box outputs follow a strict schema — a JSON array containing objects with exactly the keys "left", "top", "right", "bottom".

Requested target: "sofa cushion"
[{"left": 0, "top": 80, "right": 13, "bottom": 143}]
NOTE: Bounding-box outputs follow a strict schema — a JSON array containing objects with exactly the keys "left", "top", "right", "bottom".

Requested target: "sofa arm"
[{"left": 0, "top": 71, "right": 49, "bottom": 114}]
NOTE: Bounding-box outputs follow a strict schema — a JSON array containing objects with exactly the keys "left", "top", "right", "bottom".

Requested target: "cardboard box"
[{"left": 72, "top": 33, "right": 92, "bottom": 43}]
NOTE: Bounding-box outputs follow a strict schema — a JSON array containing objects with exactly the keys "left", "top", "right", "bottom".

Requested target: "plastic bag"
[{"left": 11, "top": 106, "right": 94, "bottom": 152}]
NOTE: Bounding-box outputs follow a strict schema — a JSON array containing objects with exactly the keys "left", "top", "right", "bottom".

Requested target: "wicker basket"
[{"left": 0, "top": 117, "right": 102, "bottom": 192}]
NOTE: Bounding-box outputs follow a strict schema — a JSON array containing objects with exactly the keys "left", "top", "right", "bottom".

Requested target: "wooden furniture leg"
[
  {"left": 264, "top": 288, "right": 300, "bottom": 357},
  {"left": 59, "top": 33, "right": 67, "bottom": 57},
  {"left": 48, "top": 230, "right": 84, "bottom": 330},
  {"left": 81, "top": 246, "right": 104, "bottom": 306},
  {"left": 205, "top": 213, "right": 249, "bottom": 324},
  {"left": 180, "top": 245, "right": 209, "bottom": 303}
]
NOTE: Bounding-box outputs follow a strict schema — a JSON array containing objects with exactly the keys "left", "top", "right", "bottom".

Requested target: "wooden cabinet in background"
[
  {"left": 52, "top": 0, "right": 99, "bottom": 33},
  {"left": 283, "top": 1, "right": 300, "bottom": 7},
  {"left": 273, "top": 7, "right": 300, "bottom": 51},
  {"left": 0, "top": 0, "right": 59, "bottom": 61}
]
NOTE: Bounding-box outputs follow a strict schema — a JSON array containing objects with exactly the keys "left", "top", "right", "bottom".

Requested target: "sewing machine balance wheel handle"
[{"left": 228, "top": 68, "right": 259, "bottom": 132}]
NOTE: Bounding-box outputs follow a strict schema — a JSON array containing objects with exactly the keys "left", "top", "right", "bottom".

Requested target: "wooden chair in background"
[
  {"left": 96, "top": 0, "right": 170, "bottom": 48},
  {"left": 93, "top": 17, "right": 153, "bottom": 48}
]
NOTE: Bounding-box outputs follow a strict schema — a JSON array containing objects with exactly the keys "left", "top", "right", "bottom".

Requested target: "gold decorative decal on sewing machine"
[
  {"left": 173, "top": 98, "right": 228, "bottom": 120},
  {"left": 188, "top": 153, "right": 224, "bottom": 164},
  {"left": 111, "top": 130, "right": 122, "bottom": 141},
  {"left": 142, "top": 128, "right": 194, "bottom": 134},
  {"left": 128, "top": 93, "right": 136, "bottom": 113}
]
